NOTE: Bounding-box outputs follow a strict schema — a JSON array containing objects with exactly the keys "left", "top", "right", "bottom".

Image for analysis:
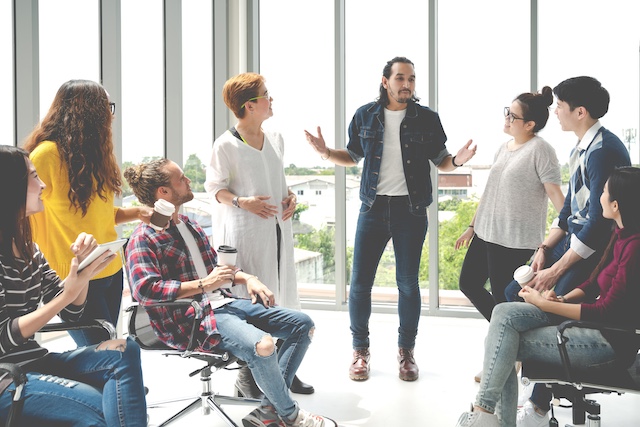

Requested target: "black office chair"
[
  {"left": 126, "top": 299, "right": 259, "bottom": 427},
  {"left": 521, "top": 320, "right": 640, "bottom": 426},
  {"left": 0, "top": 319, "right": 117, "bottom": 427}
]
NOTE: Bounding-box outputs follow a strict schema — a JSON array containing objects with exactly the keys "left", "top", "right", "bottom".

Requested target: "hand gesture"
[
  {"left": 137, "top": 207, "right": 154, "bottom": 225},
  {"left": 455, "top": 227, "right": 475, "bottom": 250},
  {"left": 304, "top": 126, "right": 329, "bottom": 157},
  {"left": 454, "top": 140, "right": 477, "bottom": 165},
  {"left": 64, "top": 233, "right": 116, "bottom": 300},
  {"left": 241, "top": 195, "right": 278, "bottom": 219},
  {"left": 282, "top": 194, "right": 297, "bottom": 221},
  {"left": 246, "top": 276, "right": 276, "bottom": 308}
]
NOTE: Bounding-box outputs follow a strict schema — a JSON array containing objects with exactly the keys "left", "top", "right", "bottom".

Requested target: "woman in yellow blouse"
[{"left": 23, "top": 80, "right": 151, "bottom": 346}]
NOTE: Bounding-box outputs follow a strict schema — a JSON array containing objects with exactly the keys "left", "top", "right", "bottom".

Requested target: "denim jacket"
[{"left": 346, "top": 101, "right": 448, "bottom": 216}]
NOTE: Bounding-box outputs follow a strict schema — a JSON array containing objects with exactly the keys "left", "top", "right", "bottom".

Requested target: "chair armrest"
[
  {"left": 38, "top": 319, "right": 117, "bottom": 340},
  {"left": 0, "top": 363, "right": 26, "bottom": 390}
]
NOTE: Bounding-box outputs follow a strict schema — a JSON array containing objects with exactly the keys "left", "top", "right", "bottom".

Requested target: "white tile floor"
[{"left": 45, "top": 309, "right": 640, "bottom": 426}]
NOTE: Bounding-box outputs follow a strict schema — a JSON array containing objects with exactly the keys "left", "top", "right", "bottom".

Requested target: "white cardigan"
[{"left": 205, "top": 130, "right": 300, "bottom": 309}]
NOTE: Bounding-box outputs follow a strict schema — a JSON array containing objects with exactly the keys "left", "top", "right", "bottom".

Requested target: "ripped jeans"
[
  {"left": 476, "top": 302, "right": 617, "bottom": 427},
  {"left": 0, "top": 337, "right": 147, "bottom": 426},
  {"left": 213, "top": 300, "right": 314, "bottom": 421}
]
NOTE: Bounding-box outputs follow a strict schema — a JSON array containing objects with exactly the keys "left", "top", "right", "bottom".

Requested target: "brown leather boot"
[
  {"left": 398, "top": 348, "right": 419, "bottom": 381},
  {"left": 349, "top": 348, "right": 370, "bottom": 381}
]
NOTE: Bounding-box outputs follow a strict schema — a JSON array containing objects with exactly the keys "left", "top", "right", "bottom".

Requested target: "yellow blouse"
[{"left": 29, "top": 141, "right": 123, "bottom": 280}]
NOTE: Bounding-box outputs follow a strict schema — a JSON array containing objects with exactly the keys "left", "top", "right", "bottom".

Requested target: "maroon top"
[{"left": 577, "top": 227, "right": 640, "bottom": 362}]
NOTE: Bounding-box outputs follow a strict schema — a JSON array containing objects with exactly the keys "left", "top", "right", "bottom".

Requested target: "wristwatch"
[{"left": 232, "top": 196, "right": 241, "bottom": 208}]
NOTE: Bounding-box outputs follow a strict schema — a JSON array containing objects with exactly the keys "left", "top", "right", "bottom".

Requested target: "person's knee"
[
  {"left": 96, "top": 339, "right": 128, "bottom": 352},
  {"left": 255, "top": 335, "right": 276, "bottom": 357}
]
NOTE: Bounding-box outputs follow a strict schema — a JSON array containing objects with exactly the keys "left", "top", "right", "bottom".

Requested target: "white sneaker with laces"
[
  {"left": 516, "top": 400, "right": 549, "bottom": 427},
  {"left": 286, "top": 408, "right": 337, "bottom": 427},
  {"left": 455, "top": 411, "right": 500, "bottom": 427}
]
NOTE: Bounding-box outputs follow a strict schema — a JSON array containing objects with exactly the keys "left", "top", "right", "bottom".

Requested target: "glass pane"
[
  {"left": 121, "top": 0, "right": 164, "bottom": 167},
  {"left": 181, "top": 2, "right": 213, "bottom": 234},
  {"left": 0, "top": 0, "right": 13, "bottom": 145},
  {"left": 260, "top": 1, "right": 336, "bottom": 300},
  {"left": 345, "top": 0, "right": 429, "bottom": 307},
  {"left": 538, "top": 0, "right": 639, "bottom": 166},
  {"left": 437, "top": 0, "right": 530, "bottom": 309},
  {"left": 38, "top": 0, "right": 100, "bottom": 117}
]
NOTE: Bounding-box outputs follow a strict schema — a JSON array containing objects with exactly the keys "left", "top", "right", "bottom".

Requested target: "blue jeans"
[
  {"left": 213, "top": 300, "right": 314, "bottom": 422},
  {"left": 477, "top": 303, "right": 616, "bottom": 427},
  {"left": 0, "top": 337, "right": 147, "bottom": 426},
  {"left": 503, "top": 233, "right": 602, "bottom": 411},
  {"left": 350, "top": 196, "right": 427, "bottom": 350},
  {"left": 504, "top": 234, "right": 600, "bottom": 303},
  {"left": 69, "top": 270, "right": 124, "bottom": 347}
]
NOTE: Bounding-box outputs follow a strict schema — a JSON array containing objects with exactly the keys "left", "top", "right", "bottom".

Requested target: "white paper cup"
[
  {"left": 150, "top": 199, "right": 175, "bottom": 231},
  {"left": 513, "top": 265, "right": 534, "bottom": 287},
  {"left": 217, "top": 245, "right": 238, "bottom": 266},
  {"left": 217, "top": 245, "right": 238, "bottom": 288}
]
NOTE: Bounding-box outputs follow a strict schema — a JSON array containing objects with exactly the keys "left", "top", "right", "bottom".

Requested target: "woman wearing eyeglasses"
[
  {"left": 454, "top": 86, "right": 565, "bottom": 379},
  {"left": 23, "top": 80, "right": 152, "bottom": 348},
  {"left": 205, "top": 73, "right": 313, "bottom": 398}
]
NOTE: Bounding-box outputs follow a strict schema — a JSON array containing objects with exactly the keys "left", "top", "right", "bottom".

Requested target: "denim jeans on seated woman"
[
  {"left": 0, "top": 337, "right": 147, "bottom": 426},
  {"left": 476, "top": 302, "right": 616, "bottom": 427},
  {"left": 213, "top": 299, "right": 314, "bottom": 422},
  {"left": 349, "top": 196, "right": 427, "bottom": 350},
  {"left": 68, "top": 270, "right": 124, "bottom": 347}
]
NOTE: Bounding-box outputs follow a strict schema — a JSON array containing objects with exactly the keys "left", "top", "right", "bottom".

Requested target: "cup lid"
[{"left": 218, "top": 245, "right": 237, "bottom": 253}]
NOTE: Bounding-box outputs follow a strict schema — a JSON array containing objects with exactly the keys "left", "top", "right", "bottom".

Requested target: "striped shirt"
[{"left": 0, "top": 245, "right": 85, "bottom": 365}]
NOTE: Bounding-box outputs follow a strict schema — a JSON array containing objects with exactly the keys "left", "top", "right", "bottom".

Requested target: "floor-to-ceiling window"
[
  {"left": 38, "top": 0, "right": 100, "bottom": 123},
  {"left": 436, "top": 0, "right": 531, "bottom": 310},
  {"left": 181, "top": 1, "right": 214, "bottom": 231},
  {"left": 121, "top": 1, "right": 164, "bottom": 167},
  {"left": 344, "top": 0, "right": 430, "bottom": 308},
  {"left": 0, "top": 0, "right": 13, "bottom": 145},
  {"left": 259, "top": 1, "right": 337, "bottom": 301},
  {"left": 538, "top": 0, "right": 639, "bottom": 165}
]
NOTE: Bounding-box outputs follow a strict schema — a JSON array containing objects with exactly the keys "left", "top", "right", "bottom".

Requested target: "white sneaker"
[
  {"left": 285, "top": 408, "right": 337, "bottom": 427},
  {"left": 518, "top": 382, "right": 534, "bottom": 408},
  {"left": 455, "top": 411, "right": 500, "bottom": 427},
  {"left": 516, "top": 400, "right": 549, "bottom": 427}
]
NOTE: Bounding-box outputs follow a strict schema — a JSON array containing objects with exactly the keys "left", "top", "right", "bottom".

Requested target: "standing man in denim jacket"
[{"left": 305, "top": 56, "right": 476, "bottom": 382}]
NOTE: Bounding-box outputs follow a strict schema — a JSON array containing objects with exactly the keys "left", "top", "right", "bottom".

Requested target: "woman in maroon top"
[{"left": 455, "top": 166, "right": 640, "bottom": 427}]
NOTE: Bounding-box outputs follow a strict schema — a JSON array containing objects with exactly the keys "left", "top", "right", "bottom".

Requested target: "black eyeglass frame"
[
  {"left": 109, "top": 102, "right": 116, "bottom": 115},
  {"left": 504, "top": 106, "right": 527, "bottom": 123}
]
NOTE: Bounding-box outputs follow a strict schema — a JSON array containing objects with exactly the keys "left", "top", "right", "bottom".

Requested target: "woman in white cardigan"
[{"left": 205, "top": 72, "right": 313, "bottom": 397}]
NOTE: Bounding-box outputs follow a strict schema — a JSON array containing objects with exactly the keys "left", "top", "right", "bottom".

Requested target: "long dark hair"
[
  {"left": 0, "top": 146, "right": 34, "bottom": 264},
  {"left": 377, "top": 56, "right": 419, "bottom": 106},
  {"left": 22, "top": 79, "right": 122, "bottom": 216},
  {"left": 586, "top": 167, "right": 640, "bottom": 284}
]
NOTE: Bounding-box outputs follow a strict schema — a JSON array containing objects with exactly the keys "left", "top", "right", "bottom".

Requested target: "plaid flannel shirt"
[{"left": 126, "top": 214, "right": 222, "bottom": 351}]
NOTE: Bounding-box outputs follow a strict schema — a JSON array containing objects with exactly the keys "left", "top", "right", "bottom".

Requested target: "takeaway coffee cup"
[
  {"left": 217, "top": 245, "right": 238, "bottom": 288},
  {"left": 217, "top": 245, "right": 238, "bottom": 266},
  {"left": 149, "top": 199, "right": 175, "bottom": 231},
  {"left": 513, "top": 265, "right": 534, "bottom": 287}
]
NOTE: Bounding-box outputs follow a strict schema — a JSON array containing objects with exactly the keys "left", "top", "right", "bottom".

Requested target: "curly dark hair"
[{"left": 22, "top": 79, "right": 122, "bottom": 216}]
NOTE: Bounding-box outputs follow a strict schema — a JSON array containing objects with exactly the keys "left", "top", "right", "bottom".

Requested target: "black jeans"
[{"left": 459, "top": 235, "right": 533, "bottom": 321}]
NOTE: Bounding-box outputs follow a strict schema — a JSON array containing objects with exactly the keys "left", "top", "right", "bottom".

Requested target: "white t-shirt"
[
  {"left": 176, "top": 221, "right": 234, "bottom": 309},
  {"left": 376, "top": 108, "right": 409, "bottom": 196}
]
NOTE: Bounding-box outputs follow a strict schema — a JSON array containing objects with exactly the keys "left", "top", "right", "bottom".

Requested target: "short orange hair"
[{"left": 222, "top": 73, "right": 265, "bottom": 119}]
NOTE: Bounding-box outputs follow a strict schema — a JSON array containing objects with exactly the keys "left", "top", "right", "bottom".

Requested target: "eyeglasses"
[
  {"left": 109, "top": 102, "right": 116, "bottom": 115},
  {"left": 241, "top": 91, "right": 271, "bottom": 109},
  {"left": 504, "top": 107, "right": 526, "bottom": 123}
]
